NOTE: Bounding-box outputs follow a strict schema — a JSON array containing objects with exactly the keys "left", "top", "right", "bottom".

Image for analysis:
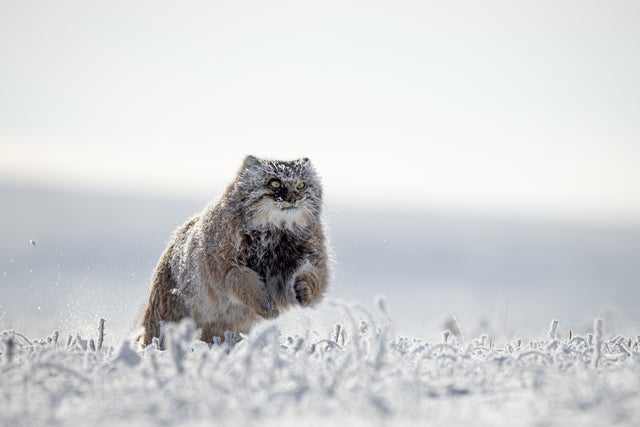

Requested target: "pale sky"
[{"left": 1, "top": 0, "right": 639, "bottom": 223}]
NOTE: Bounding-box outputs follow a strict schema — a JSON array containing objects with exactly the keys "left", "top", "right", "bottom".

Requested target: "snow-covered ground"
[{"left": 1, "top": 302, "right": 639, "bottom": 427}]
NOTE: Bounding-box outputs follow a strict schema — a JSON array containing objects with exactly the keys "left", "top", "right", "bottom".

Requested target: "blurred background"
[{"left": 1, "top": 1, "right": 639, "bottom": 342}]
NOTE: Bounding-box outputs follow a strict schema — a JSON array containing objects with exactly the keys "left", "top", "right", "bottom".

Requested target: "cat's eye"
[
  {"left": 296, "top": 182, "right": 306, "bottom": 190},
  {"left": 268, "top": 179, "right": 282, "bottom": 190}
]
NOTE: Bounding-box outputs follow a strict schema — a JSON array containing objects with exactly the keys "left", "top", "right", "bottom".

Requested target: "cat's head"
[{"left": 230, "top": 155, "right": 323, "bottom": 231}]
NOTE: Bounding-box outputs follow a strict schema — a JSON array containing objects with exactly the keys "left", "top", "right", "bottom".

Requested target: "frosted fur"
[{"left": 140, "top": 156, "right": 329, "bottom": 345}]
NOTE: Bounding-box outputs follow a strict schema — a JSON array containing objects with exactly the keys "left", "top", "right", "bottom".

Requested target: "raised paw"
[{"left": 294, "top": 278, "right": 312, "bottom": 306}]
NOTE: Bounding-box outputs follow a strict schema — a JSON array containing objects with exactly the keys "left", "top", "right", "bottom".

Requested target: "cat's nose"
[{"left": 285, "top": 194, "right": 298, "bottom": 204}]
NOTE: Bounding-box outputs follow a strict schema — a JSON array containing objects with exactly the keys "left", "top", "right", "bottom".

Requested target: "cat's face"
[{"left": 232, "top": 155, "right": 323, "bottom": 230}]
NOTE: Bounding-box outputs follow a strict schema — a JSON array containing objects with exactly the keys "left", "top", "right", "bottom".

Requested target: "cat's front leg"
[
  {"left": 225, "top": 265, "right": 279, "bottom": 318},
  {"left": 292, "top": 262, "right": 326, "bottom": 307}
]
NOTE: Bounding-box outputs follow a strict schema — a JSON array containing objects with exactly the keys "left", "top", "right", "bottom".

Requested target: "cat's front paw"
[
  {"left": 294, "top": 278, "right": 312, "bottom": 306},
  {"left": 256, "top": 293, "right": 280, "bottom": 319}
]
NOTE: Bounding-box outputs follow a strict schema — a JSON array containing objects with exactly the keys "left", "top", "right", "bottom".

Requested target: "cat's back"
[
  {"left": 166, "top": 213, "right": 203, "bottom": 281},
  {"left": 168, "top": 201, "right": 236, "bottom": 280}
]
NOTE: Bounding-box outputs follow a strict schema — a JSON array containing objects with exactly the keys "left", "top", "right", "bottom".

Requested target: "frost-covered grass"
[{"left": 1, "top": 304, "right": 639, "bottom": 427}]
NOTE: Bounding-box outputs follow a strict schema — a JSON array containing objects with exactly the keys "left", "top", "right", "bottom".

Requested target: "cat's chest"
[{"left": 243, "top": 230, "right": 309, "bottom": 279}]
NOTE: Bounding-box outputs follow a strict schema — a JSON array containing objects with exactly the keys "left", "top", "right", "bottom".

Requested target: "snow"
[{"left": 1, "top": 302, "right": 639, "bottom": 427}]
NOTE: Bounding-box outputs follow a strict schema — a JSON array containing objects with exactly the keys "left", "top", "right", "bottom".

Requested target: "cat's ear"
[
  {"left": 298, "top": 157, "right": 310, "bottom": 165},
  {"left": 242, "top": 155, "right": 262, "bottom": 169}
]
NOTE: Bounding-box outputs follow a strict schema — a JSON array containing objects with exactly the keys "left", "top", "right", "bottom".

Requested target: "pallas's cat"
[{"left": 140, "top": 156, "right": 329, "bottom": 344}]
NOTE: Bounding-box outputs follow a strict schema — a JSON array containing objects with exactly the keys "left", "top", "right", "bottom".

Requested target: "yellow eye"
[
  {"left": 296, "top": 182, "right": 306, "bottom": 190},
  {"left": 268, "top": 179, "right": 282, "bottom": 190}
]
